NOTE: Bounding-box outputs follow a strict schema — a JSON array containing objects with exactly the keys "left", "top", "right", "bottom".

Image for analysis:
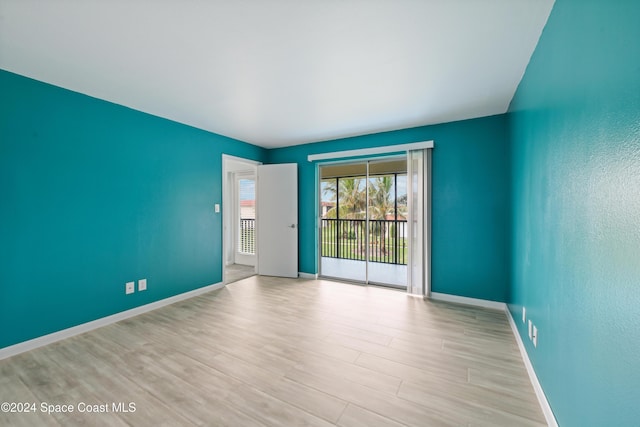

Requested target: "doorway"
[
  {"left": 319, "top": 157, "right": 408, "bottom": 288},
  {"left": 223, "top": 156, "right": 299, "bottom": 283},
  {"left": 223, "top": 155, "right": 259, "bottom": 284}
]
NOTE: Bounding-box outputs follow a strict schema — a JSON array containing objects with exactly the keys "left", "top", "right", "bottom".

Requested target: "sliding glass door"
[{"left": 319, "top": 157, "right": 408, "bottom": 288}]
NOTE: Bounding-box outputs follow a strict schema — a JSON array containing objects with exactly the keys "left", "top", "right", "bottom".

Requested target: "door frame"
[{"left": 222, "top": 154, "right": 261, "bottom": 285}]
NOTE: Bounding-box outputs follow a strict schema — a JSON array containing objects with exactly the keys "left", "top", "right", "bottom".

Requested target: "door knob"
[{"left": 288, "top": 224, "right": 296, "bottom": 229}]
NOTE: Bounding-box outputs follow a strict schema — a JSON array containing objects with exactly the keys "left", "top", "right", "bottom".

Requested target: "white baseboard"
[
  {"left": 505, "top": 308, "right": 558, "bottom": 427},
  {"left": 430, "top": 292, "right": 507, "bottom": 311},
  {"left": 0, "top": 282, "right": 225, "bottom": 361},
  {"left": 298, "top": 272, "right": 318, "bottom": 280}
]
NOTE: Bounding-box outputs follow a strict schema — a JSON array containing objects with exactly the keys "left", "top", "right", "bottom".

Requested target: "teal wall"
[
  {"left": 508, "top": 0, "right": 640, "bottom": 425},
  {"left": 268, "top": 115, "right": 511, "bottom": 302},
  {"left": 0, "top": 70, "right": 266, "bottom": 349}
]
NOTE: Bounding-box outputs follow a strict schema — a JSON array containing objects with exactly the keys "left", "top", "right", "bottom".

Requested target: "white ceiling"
[{"left": 0, "top": 0, "right": 554, "bottom": 148}]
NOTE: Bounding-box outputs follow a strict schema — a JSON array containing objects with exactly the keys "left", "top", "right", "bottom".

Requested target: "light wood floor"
[
  {"left": 225, "top": 263, "right": 256, "bottom": 284},
  {"left": 0, "top": 276, "right": 546, "bottom": 427}
]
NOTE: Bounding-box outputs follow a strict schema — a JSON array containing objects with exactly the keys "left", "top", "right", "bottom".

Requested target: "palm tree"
[
  {"left": 337, "top": 178, "right": 366, "bottom": 256},
  {"left": 368, "top": 176, "right": 394, "bottom": 218},
  {"left": 322, "top": 174, "right": 404, "bottom": 259},
  {"left": 322, "top": 177, "right": 367, "bottom": 257},
  {"left": 368, "top": 176, "right": 395, "bottom": 255},
  {"left": 321, "top": 177, "right": 366, "bottom": 219}
]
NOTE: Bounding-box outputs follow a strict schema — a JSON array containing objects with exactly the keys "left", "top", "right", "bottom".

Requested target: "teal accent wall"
[
  {"left": 268, "top": 115, "right": 511, "bottom": 302},
  {"left": 508, "top": 0, "right": 640, "bottom": 425},
  {"left": 0, "top": 70, "right": 266, "bottom": 349}
]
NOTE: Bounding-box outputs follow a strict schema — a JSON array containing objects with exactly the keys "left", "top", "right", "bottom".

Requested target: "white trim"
[
  {"left": 506, "top": 308, "right": 559, "bottom": 427},
  {"left": 0, "top": 282, "right": 225, "bottom": 361},
  {"left": 298, "top": 272, "right": 318, "bottom": 280},
  {"left": 429, "top": 292, "right": 507, "bottom": 311},
  {"left": 307, "top": 141, "right": 434, "bottom": 162}
]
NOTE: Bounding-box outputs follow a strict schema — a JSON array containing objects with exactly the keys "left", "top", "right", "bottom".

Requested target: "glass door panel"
[
  {"left": 319, "top": 163, "right": 367, "bottom": 282},
  {"left": 367, "top": 159, "right": 407, "bottom": 288}
]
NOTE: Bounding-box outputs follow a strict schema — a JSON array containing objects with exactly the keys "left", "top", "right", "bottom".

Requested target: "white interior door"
[{"left": 257, "top": 164, "right": 298, "bottom": 278}]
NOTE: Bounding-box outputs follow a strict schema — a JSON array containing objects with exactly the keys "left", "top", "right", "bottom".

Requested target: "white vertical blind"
[
  {"left": 407, "top": 150, "right": 423, "bottom": 295},
  {"left": 425, "top": 149, "right": 432, "bottom": 297},
  {"left": 407, "top": 149, "right": 428, "bottom": 296}
]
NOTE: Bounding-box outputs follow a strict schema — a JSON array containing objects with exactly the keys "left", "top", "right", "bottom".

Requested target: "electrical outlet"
[
  {"left": 532, "top": 326, "right": 538, "bottom": 347},
  {"left": 125, "top": 281, "right": 135, "bottom": 295},
  {"left": 138, "top": 278, "right": 147, "bottom": 292},
  {"left": 522, "top": 307, "right": 526, "bottom": 323},
  {"left": 528, "top": 320, "right": 533, "bottom": 340}
]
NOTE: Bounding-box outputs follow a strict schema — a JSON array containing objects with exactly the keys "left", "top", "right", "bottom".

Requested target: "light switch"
[{"left": 214, "top": 204, "right": 220, "bottom": 213}]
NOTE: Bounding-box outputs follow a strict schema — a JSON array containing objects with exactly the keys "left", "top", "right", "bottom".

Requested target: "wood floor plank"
[
  {"left": 337, "top": 404, "right": 407, "bottom": 427},
  {"left": 39, "top": 339, "right": 195, "bottom": 426},
  {"left": 0, "top": 371, "right": 62, "bottom": 427},
  {"left": 354, "top": 351, "right": 467, "bottom": 386},
  {"left": 285, "top": 367, "right": 463, "bottom": 426},
  {"left": 261, "top": 342, "right": 403, "bottom": 395},
  {"left": 398, "top": 378, "right": 546, "bottom": 425},
  {"left": 0, "top": 276, "right": 545, "bottom": 427},
  {"left": 205, "top": 352, "right": 349, "bottom": 423},
  {"left": 398, "top": 381, "right": 546, "bottom": 427},
  {"left": 7, "top": 351, "right": 130, "bottom": 427}
]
